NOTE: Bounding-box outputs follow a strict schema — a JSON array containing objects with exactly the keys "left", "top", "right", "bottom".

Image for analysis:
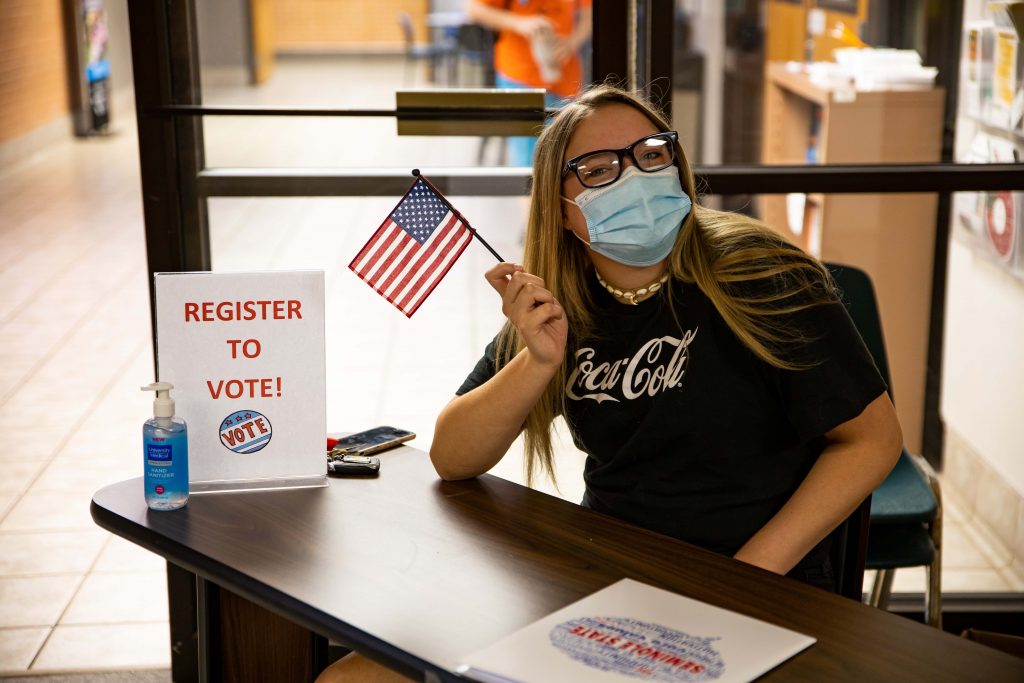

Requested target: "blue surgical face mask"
[{"left": 563, "top": 166, "right": 692, "bottom": 267}]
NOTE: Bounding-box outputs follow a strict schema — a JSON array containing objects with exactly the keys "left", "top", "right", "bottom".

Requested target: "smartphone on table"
[
  {"left": 326, "top": 426, "right": 415, "bottom": 477},
  {"left": 328, "top": 426, "right": 415, "bottom": 456}
]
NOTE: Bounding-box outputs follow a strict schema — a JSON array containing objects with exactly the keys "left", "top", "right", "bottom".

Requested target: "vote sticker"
[
  {"left": 549, "top": 616, "right": 724, "bottom": 681},
  {"left": 219, "top": 410, "right": 273, "bottom": 454}
]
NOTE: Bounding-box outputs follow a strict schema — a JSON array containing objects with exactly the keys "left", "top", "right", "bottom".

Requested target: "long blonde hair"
[{"left": 497, "top": 84, "right": 838, "bottom": 484}]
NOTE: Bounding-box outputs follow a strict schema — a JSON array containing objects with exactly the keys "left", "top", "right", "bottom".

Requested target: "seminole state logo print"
[
  {"left": 219, "top": 410, "right": 273, "bottom": 454},
  {"left": 566, "top": 330, "right": 698, "bottom": 403},
  {"left": 549, "top": 616, "right": 724, "bottom": 681}
]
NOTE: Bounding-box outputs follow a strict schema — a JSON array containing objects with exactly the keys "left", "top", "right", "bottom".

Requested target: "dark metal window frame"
[
  {"left": 128, "top": 2, "right": 1021, "bottom": 680},
  {"left": 144, "top": 102, "right": 1024, "bottom": 198},
  {"left": 130, "top": 0, "right": 1024, "bottom": 491},
  {"left": 131, "top": 0, "right": 1024, "bottom": 477}
]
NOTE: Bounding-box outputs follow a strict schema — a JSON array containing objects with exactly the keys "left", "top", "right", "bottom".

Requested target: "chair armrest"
[
  {"left": 905, "top": 451, "right": 942, "bottom": 521},
  {"left": 870, "top": 450, "right": 939, "bottom": 524},
  {"left": 905, "top": 451, "right": 943, "bottom": 553}
]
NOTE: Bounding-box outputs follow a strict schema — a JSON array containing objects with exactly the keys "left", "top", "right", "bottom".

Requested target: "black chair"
[
  {"left": 455, "top": 23, "right": 506, "bottom": 166},
  {"left": 827, "top": 262, "right": 942, "bottom": 627},
  {"left": 398, "top": 12, "right": 457, "bottom": 86},
  {"left": 456, "top": 22, "right": 496, "bottom": 87}
]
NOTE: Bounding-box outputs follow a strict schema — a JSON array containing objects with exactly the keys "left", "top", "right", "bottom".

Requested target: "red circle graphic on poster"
[{"left": 985, "top": 192, "right": 1015, "bottom": 259}]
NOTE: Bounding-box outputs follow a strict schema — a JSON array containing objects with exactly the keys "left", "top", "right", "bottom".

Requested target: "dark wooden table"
[{"left": 91, "top": 445, "right": 1023, "bottom": 682}]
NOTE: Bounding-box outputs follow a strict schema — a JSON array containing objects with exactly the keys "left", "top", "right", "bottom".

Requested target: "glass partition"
[
  {"left": 195, "top": 0, "right": 595, "bottom": 170},
  {"left": 188, "top": 0, "right": 992, "bottom": 177},
  {"left": 671, "top": 0, "right": 948, "bottom": 167},
  {"left": 206, "top": 192, "right": 526, "bottom": 443}
]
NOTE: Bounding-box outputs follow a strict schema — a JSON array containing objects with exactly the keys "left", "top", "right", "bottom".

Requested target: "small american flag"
[{"left": 349, "top": 177, "right": 473, "bottom": 317}]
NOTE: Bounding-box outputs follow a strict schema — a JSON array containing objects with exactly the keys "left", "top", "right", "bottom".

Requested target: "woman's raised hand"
[{"left": 485, "top": 263, "right": 568, "bottom": 369}]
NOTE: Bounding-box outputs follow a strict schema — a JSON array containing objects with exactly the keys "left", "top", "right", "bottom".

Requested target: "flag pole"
[{"left": 412, "top": 169, "right": 505, "bottom": 263}]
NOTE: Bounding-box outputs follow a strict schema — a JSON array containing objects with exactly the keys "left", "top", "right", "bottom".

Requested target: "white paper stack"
[
  {"left": 833, "top": 48, "right": 939, "bottom": 91},
  {"left": 458, "top": 579, "right": 815, "bottom": 683}
]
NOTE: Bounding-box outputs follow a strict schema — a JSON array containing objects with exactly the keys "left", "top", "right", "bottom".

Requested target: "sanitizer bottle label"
[{"left": 147, "top": 443, "right": 173, "bottom": 465}]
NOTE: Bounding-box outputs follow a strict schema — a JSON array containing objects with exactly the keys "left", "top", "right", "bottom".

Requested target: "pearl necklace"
[{"left": 595, "top": 270, "right": 670, "bottom": 305}]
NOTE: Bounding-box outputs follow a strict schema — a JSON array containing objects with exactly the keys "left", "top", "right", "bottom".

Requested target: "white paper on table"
[
  {"left": 154, "top": 270, "right": 326, "bottom": 491},
  {"left": 458, "top": 578, "right": 815, "bottom": 683}
]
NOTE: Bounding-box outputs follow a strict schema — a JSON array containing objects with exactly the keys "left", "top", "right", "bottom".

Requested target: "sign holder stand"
[{"left": 155, "top": 271, "right": 328, "bottom": 494}]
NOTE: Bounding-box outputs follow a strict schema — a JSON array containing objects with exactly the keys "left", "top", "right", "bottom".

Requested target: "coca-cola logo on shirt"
[{"left": 566, "top": 330, "right": 698, "bottom": 403}]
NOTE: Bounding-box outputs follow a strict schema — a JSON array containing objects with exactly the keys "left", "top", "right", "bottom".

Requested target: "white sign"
[
  {"left": 458, "top": 579, "right": 815, "bottom": 683},
  {"left": 154, "top": 271, "right": 327, "bottom": 492}
]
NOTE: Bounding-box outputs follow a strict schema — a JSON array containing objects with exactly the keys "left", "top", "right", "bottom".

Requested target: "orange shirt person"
[{"left": 469, "top": 0, "right": 593, "bottom": 165}]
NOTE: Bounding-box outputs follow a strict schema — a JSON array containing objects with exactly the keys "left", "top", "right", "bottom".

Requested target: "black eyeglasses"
[{"left": 562, "top": 131, "right": 679, "bottom": 189}]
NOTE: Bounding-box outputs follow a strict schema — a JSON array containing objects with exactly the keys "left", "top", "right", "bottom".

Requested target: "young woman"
[
  {"left": 430, "top": 83, "right": 902, "bottom": 585},
  {"left": 317, "top": 84, "right": 902, "bottom": 682}
]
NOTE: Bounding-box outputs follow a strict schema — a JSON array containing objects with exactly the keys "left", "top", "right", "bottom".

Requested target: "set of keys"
[
  {"left": 328, "top": 444, "right": 361, "bottom": 459},
  {"left": 327, "top": 444, "right": 381, "bottom": 475},
  {"left": 324, "top": 427, "right": 412, "bottom": 476}
]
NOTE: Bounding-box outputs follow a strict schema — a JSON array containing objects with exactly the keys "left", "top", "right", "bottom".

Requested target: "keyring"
[{"left": 327, "top": 445, "right": 359, "bottom": 460}]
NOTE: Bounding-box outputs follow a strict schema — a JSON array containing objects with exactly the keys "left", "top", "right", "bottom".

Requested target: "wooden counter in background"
[{"left": 761, "top": 62, "right": 946, "bottom": 454}]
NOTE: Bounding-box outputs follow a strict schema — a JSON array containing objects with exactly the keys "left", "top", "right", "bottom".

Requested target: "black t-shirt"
[{"left": 456, "top": 275, "right": 886, "bottom": 560}]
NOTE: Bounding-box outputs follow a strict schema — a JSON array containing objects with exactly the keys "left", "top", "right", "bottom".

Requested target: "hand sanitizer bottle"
[{"left": 141, "top": 382, "right": 188, "bottom": 510}]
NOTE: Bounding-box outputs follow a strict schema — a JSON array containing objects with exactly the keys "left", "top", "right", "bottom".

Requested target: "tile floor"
[{"left": 0, "top": 55, "right": 1019, "bottom": 677}]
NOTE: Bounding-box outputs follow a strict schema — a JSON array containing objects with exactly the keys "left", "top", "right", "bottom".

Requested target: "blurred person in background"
[{"left": 468, "top": 0, "right": 592, "bottom": 166}]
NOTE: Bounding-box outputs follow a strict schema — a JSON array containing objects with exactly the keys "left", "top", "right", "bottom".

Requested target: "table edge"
[{"left": 90, "top": 484, "right": 463, "bottom": 682}]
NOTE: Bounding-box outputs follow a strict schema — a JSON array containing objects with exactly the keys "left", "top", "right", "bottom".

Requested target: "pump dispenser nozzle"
[{"left": 141, "top": 381, "right": 176, "bottom": 418}]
